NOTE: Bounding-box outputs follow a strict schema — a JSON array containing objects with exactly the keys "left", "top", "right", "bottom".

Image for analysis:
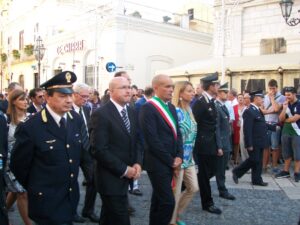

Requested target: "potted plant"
[
  {"left": 12, "top": 49, "right": 20, "bottom": 60},
  {"left": 24, "top": 44, "right": 34, "bottom": 56},
  {"left": 1, "top": 53, "right": 7, "bottom": 62},
  {"left": 131, "top": 11, "right": 142, "bottom": 18}
]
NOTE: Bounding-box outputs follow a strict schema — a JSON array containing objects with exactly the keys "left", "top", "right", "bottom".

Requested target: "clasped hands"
[{"left": 125, "top": 164, "right": 142, "bottom": 180}]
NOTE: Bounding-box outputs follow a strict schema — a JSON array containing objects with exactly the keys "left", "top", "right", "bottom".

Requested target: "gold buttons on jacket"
[
  {"left": 49, "top": 146, "right": 53, "bottom": 150},
  {"left": 69, "top": 188, "right": 72, "bottom": 192},
  {"left": 66, "top": 144, "right": 70, "bottom": 148},
  {"left": 70, "top": 173, "right": 74, "bottom": 178},
  {"left": 38, "top": 192, "right": 43, "bottom": 196},
  {"left": 69, "top": 159, "right": 73, "bottom": 163}
]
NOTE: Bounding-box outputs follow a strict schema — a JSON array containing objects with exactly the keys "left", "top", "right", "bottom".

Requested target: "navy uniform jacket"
[
  {"left": 243, "top": 104, "right": 274, "bottom": 149},
  {"left": 27, "top": 104, "right": 38, "bottom": 114},
  {"left": 139, "top": 102, "right": 183, "bottom": 173},
  {"left": 192, "top": 94, "right": 218, "bottom": 155},
  {"left": 216, "top": 100, "right": 232, "bottom": 152},
  {"left": 89, "top": 101, "right": 143, "bottom": 196},
  {"left": 10, "top": 108, "right": 83, "bottom": 225}
]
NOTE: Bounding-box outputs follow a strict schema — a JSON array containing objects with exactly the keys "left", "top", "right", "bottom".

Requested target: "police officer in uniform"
[
  {"left": 233, "top": 90, "right": 275, "bottom": 186},
  {"left": 10, "top": 71, "right": 84, "bottom": 225},
  {"left": 215, "top": 82, "right": 235, "bottom": 200},
  {"left": 192, "top": 73, "right": 222, "bottom": 214}
]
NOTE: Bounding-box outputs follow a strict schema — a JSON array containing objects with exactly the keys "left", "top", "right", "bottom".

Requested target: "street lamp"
[
  {"left": 34, "top": 36, "right": 46, "bottom": 86},
  {"left": 279, "top": 0, "right": 300, "bottom": 26}
]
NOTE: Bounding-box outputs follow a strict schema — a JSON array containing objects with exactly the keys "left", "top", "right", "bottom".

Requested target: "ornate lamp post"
[
  {"left": 34, "top": 36, "right": 45, "bottom": 86},
  {"left": 279, "top": 0, "right": 300, "bottom": 26}
]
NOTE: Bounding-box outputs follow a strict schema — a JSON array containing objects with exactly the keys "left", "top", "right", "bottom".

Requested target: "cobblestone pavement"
[{"left": 8, "top": 169, "right": 300, "bottom": 225}]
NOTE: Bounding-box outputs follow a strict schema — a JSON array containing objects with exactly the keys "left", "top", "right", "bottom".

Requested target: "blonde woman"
[
  {"left": 5, "top": 89, "right": 32, "bottom": 225},
  {"left": 170, "top": 81, "right": 198, "bottom": 225}
]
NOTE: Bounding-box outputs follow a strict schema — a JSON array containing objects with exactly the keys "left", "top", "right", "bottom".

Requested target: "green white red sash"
[
  {"left": 286, "top": 106, "right": 300, "bottom": 136},
  {"left": 148, "top": 96, "right": 177, "bottom": 139}
]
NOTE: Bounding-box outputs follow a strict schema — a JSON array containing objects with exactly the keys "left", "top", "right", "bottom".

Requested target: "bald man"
[
  {"left": 90, "top": 77, "right": 142, "bottom": 225},
  {"left": 139, "top": 75, "right": 183, "bottom": 225}
]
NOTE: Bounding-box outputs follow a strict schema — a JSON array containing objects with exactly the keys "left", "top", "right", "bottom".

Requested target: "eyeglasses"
[
  {"left": 116, "top": 85, "right": 131, "bottom": 90},
  {"left": 77, "top": 93, "right": 90, "bottom": 99},
  {"left": 132, "top": 94, "right": 138, "bottom": 97},
  {"left": 37, "top": 95, "right": 44, "bottom": 98}
]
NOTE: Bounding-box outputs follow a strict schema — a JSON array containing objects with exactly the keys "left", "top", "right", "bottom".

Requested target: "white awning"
[{"left": 157, "top": 53, "right": 300, "bottom": 76}]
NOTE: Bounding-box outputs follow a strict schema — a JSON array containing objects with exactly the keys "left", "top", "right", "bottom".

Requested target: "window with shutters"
[
  {"left": 241, "top": 79, "right": 266, "bottom": 92},
  {"left": 260, "top": 38, "right": 286, "bottom": 55}
]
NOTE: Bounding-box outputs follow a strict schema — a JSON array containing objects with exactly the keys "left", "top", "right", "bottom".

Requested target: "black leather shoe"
[
  {"left": 252, "top": 181, "right": 268, "bottom": 186},
  {"left": 203, "top": 205, "right": 222, "bottom": 215},
  {"left": 220, "top": 192, "right": 236, "bottom": 200},
  {"left": 129, "top": 188, "right": 143, "bottom": 196},
  {"left": 82, "top": 213, "right": 100, "bottom": 222},
  {"left": 73, "top": 214, "right": 86, "bottom": 223},
  {"left": 232, "top": 171, "right": 239, "bottom": 184}
]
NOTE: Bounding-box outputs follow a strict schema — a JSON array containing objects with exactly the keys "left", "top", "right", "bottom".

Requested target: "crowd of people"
[{"left": 0, "top": 70, "right": 299, "bottom": 225}]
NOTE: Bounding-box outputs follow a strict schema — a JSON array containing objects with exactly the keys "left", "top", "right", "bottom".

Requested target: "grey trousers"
[{"left": 216, "top": 151, "right": 230, "bottom": 194}]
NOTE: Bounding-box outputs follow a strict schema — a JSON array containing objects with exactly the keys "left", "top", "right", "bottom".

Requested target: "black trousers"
[
  {"left": 80, "top": 150, "right": 97, "bottom": 215},
  {"left": 99, "top": 195, "right": 130, "bottom": 225},
  {"left": 196, "top": 154, "right": 217, "bottom": 209},
  {"left": 216, "top": 152, "right": 230, "bottom": 194},
  {"left": 148, "top": 171, "right": 175, "bottom": 225},
  {"left": 0, "top": 172, "right": 9, "bottom": 225},
  {"left": 233, "top": 147, "right": 263, "bottom": 184}
]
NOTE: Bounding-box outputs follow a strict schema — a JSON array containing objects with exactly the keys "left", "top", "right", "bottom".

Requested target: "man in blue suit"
[
  {"left": 233, "top": 90, "right": 275, "bottom": 186},
  {"left": 139, "top": 74, "right": 183, "bottom": 225}
]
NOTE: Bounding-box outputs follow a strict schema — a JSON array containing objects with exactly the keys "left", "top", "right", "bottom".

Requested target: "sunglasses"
[{"left": 37, "top": 95, "right": 44, "bottom": 98}]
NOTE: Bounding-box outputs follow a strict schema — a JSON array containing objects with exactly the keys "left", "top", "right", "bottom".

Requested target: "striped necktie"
[{"left": 121, "top": 108, "right": 130, "bottom": 133}]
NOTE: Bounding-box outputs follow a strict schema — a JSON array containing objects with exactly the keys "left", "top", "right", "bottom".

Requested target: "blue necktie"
[{"left": 121, "top": 108, "right": 130, "bottom": 133}]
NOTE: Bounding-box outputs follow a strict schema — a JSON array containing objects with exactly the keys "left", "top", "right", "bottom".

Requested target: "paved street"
[{"left": 9, "top": 169, "right": 300, "bottom": 225}]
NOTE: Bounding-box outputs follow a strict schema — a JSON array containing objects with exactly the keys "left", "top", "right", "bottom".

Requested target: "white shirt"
[
  {"left": 46, "top": 104, "right": 67, "bottom": 127},
  {"left": 33, "top": 102, "right": 42, "bottom": 112}
]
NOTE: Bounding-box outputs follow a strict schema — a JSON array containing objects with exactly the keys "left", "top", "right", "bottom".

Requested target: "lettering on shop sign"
[{"left": 57, "top": 40, "right": 85, "bottom": 55}]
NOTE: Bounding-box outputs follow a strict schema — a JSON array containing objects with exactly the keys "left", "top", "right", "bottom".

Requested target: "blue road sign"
[{"left": 106, "top": 62, "right": 117, "bottom": 73}]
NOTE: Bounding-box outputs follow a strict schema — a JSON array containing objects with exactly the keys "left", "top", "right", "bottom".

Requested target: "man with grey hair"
[{"left": 72, "top": 83, "right": 99, "bottom": 223}]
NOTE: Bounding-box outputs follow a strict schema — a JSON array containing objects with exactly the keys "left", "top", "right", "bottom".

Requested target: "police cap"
[
  {"left": 40, "top": 71, "right": 77, "bottom": 94},
  {"left": 200, "top": 72, "right": 219, "bottom": 85},
  {"left": 218, "top": 82, "right": 229, "bottom": 92}
]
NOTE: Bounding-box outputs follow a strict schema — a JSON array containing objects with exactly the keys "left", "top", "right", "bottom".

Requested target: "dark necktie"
[
  {"left": 79, "top": 108, "right": 90, "bottom": 151},
  {"left": 222, "top": 104, "right": 230, "bottom": 118},
  {"left": 121, "top": 108, "right": 130, "bottom": 133},
  {"left": 59, "top": 117, "right": 66, "bottom": 132}
]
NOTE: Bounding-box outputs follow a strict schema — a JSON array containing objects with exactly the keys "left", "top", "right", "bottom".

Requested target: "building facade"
[
  {"left": 166, "top": 0, "right": 300, "bottom": 92},
  {"left": 0, "top": 0, "right": 213, "bottom": 94}
]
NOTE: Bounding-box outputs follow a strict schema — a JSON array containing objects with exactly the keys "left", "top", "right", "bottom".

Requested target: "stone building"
[{"left": 163, "top": 0, "right": 300, "bottom": 92}]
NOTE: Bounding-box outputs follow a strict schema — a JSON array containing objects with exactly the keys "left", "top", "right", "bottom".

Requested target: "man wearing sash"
[
  {"left": 139, "top": 74, "right": 183, "bottom": 225},
  {"left": 276, "top": 87, "right": 300, "bottom": 182},
  {"left": 192, "top": 73, "right": 222, "bottom": 214}
]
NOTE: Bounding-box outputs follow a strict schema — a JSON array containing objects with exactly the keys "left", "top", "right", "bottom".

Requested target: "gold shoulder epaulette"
[{"left": 41, "top": 109, "right": 47, "bottom": 123}]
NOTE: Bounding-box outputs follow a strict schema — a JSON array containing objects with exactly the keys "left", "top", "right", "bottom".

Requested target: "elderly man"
[
  {"left": 10, "top": 71, "right": 83, "bottom": 225},
  {"left": 90, "top": 77, "right": 142, "bottom": 225},
  {"left": 139, "top": 74, "right": 183, "bottom": 225},
  {"left": 72, "top": 83, "right": 99, "bottom": 223}
]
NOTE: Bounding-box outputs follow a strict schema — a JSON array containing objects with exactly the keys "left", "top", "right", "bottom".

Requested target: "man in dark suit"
[
  {"left": 89, "top": 77, "right": 142, "bottom": 225},
  {"left": 72, "top": 83, "right": 99, "bottom": 223},
  {"left": 192, "top": 73, "right": 222, "bottom": 214},
  {"left": 0, "top": 110, "right": 8, "bottom": 225},
  {"left": 215, "top": 83, "right": 235, "bottom": 200},
  {"left": 27, "top": 88, "right": 45, "bottom": 114},
  {"left": 129, "top": 86, "right": 154, "bottom": 196},
  {"left": 139, "top": 74, "right": 183, "bottom": 225},
  {"left": 233, "top": 90, "right": 273, "bottom": 186},
  {"left": 10, "top": 71, "right": 83, "bottom": 225}
]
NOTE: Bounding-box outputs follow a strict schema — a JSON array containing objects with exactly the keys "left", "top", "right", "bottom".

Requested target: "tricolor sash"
[
  {"left": 148, "top": 96, "right": 177, "bottom": 140},
  {"left": 286, "top": 106, "right": 300, "bottom": 136}
]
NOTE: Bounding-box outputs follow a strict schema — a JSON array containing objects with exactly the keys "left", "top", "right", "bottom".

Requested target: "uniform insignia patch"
[{"left": 46, "top": 140, "right": 56, "bottom": 143}]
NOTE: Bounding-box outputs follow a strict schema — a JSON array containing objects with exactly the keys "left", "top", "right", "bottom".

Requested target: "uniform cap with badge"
[
  {"left": 218, "top": 82, "right": 229, "bottom": 92},
  {"left": 200, "top": 72, "right": 219, "bottom": 85},
  {"left": 40, "top": 71, "right": 77, "bottom": 94}
]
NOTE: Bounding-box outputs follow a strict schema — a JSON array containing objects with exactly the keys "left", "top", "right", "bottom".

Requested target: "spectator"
[
  {"left": 0, "top": 82, "right": 22, "bottom": 114},
  {"left": 240, "top": 92, "right": 251, "bottom": 162},
  {"left": 276, "top": 87, "right": 300, "bottom": 182},
  {"left": 100, "top": 89, "right": 110, "bottom": 106},
  {"left": 190, "top": 83, "right": 203, "bottom": 107},
  {"left": 89, "top": 90, "right": 101, "bottom": 113},
  {"left": 261, "top": 79, "right": 285, "bottom": 173},
  {"left": 232, "top": 94, "right": 246, "bottom": 165},
  {"left": 27, "top": 88, "right": 45, "bottom": 114}
]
